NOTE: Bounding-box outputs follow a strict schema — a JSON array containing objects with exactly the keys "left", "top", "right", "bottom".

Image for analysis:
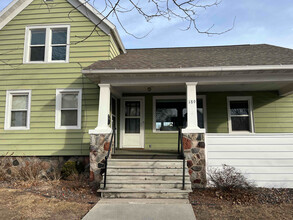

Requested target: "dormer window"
[{"left": 24, "top": 25, "right": 70, "bottom": 63}]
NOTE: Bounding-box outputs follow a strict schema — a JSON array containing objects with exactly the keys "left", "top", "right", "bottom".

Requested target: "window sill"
[
  {"left": 55, "top": 126, "right": 81, "bottom": 130},
  {"left": 4, "top": 127, "right": 30, "bottom": 131},
  {"left": 23, "top": 60, "right": 69, "bottom": 64}
]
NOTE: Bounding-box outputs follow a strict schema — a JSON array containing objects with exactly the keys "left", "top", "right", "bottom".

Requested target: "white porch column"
[
  {"left": 182, "top": 82, "right": 206, "bottom": 134},
  {"left": 89, "top": 84, "right": 112, "bottom": 134}
]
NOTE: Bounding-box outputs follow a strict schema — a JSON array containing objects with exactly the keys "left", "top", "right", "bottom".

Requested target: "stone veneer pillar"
[
  {"left": 183, "top": 132, "right": 207, "bottom": 188},
  {"left": 89, "top": 133, "right": 113, "bottom": 184}
]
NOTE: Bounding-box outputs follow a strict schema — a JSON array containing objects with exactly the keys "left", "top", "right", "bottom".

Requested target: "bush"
[
  {"left": 208, "top": 164, "right": 255, "bottom": 191},
  {"left": 61, "top": 161, "right": 78, "bottom": 179},
  {"left": 0, "top": 155, "right": 61, "bottom": 183}
]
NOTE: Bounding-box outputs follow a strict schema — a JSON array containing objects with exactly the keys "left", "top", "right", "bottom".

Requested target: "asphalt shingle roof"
[{"left": 85, "top": 44, "right": 293, "bottom": 70}]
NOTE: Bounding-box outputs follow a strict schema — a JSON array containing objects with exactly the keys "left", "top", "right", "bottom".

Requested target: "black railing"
[
  {"left": 103, "top": 127, "right": 115, "bottom": 189},
  {"left": 177, "top": 127, "right": 186, "bottom": 190}
]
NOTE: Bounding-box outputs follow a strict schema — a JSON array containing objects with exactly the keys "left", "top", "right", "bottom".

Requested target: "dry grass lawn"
[{"left": 0, "top": 188, "right": 94, "bottom": 220}]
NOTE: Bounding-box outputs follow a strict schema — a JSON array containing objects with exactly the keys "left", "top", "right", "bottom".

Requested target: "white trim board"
[{"left": 83, "top": 64, "right": 293, "bottom": 74}]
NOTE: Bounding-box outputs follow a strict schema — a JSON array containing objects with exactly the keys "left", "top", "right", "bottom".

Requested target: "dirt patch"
[
  {"left": 0, "top": 180, "right": 99, "bottom": 219},
  {"left": 189, "top": 188, "right": 293, "bottom": 220}
]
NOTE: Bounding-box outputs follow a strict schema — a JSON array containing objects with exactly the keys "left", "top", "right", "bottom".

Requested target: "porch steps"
[{"left": 99, "top": 159, "right": 192, "bottom": 199}]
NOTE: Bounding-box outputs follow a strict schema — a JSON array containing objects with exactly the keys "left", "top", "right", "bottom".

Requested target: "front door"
[{"left": 121, "top": 97, "right": 144, "bottom": 148}]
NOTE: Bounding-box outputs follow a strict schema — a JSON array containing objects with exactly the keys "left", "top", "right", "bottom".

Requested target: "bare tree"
[{"left": 70, "top": 0, "right": 235, "bottom": 43}]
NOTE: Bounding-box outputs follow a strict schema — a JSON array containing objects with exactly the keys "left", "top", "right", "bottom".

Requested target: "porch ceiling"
[
  {"left": 83, "top": 68, "right": 293, "bottom": 96},
  {"left": 112, "top": 81, "right": 293, "bottom": 94}
]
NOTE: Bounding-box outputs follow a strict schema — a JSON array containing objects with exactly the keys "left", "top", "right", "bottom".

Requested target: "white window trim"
[
  {"left": 152, "top": 95, "right": 207, "bottom": 133},
  {"left": 23, "top": 24, "right": 70, "bottom": 64},
  {"left": 55, "top": 89, "right": 82, "bottom": 130},
  {"left": 227, "top": 96, "right": 255, "bottom": 133},
  {"left": 4, "top": 90, "right": 32, "bottom": 130}
]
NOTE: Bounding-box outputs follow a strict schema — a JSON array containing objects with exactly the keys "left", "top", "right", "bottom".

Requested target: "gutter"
[{"left": 82, "top": 64, "right": 293, "bottom": 74}]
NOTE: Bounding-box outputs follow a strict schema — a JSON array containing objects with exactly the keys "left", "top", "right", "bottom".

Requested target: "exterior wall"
[
  {"left": 0, "top": 0, "right": 120, "bottom": 156},
  {"left": 206, "top": 133, "right": 293, "bottom": 188},
  {"left": 206, "top": 91, "right": 293, "bottom": 133},
  {"left": 109, "top": 35, "right": 120, "bottom": 59},
  {"left": 121, "top": 91, "right": 293, "bottom": 151}
]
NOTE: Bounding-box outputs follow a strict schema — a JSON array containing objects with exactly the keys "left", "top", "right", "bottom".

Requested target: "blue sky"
[{"left": 1, "top": 0, "right": 293, "bottom": 49}]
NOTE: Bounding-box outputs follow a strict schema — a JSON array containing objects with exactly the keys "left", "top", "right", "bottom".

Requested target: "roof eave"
[{"left": 82, "top": 64, "right": 293, "bottom": 74}]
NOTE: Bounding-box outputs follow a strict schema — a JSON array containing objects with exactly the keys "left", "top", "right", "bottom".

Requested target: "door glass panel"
[
  {"left": 125, "top": 101, "right": 140, "bottom": 116},
  {"left": 125, "top": 118, "right": 140, "bottom": 133}
]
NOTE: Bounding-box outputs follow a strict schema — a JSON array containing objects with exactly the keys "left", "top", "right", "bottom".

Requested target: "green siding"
[
  {"left": 206, "top": 91, "right": 293, "bottom": 133},
  {"left": 0, "top": 0, "right": 120, "bottom": 156},
  {"left": 121, "top": 92, "right": 293, "bottom": 152}
]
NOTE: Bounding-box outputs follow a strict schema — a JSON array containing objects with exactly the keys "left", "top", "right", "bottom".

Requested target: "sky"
[{"left": 1, "top": 0, "right": 293, "bottom": 49}]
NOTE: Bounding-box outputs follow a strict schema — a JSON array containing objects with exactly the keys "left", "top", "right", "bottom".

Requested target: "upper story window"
[
  {"left": 227, "top": 96, "right": 254, "bottom": 133},
  {"left": 24, "top": 25, "right": 70, "bottom": 63},
  {"left": 5, "top": 90, "right": 31, "bottom": 130}
]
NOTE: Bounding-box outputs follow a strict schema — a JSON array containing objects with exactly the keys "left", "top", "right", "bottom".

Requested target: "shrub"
[
  {"left": 208, "top": 164, "right": 255, "bottom": 191},
  {"left": 61, "top": 161, "right": 78, "bottom": 179}
]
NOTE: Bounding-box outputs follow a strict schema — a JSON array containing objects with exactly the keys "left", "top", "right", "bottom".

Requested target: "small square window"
[
  {"left": 227, "top": 97, "right": 254, "bottom": 133},
  {"left": 55, "top": 89, "right": 82, "bottom": 129},
  {"left": 24, "top": 25, "right": 70, "bottom": 63},
  {"left": 5, "top": 90, "right": 31, "bottom": 130}
]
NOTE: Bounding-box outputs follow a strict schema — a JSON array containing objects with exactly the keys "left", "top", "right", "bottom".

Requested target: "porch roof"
[{"left": 84, "top": 44, "right": 293, "bottom": 70}]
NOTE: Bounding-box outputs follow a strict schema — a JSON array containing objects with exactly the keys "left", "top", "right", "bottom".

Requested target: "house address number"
[{"left": 188, "top": 100, "right": 196, "bottom": 104}]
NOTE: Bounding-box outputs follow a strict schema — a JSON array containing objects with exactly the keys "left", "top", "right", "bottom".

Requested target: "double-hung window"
[
  {"left": 227, "top": 96, "right": 254, "bottom": 133},
  {"left": 24, "top": 25, "right": 70, "bottom": 63},
  {"left": 5, "top": 90, "right": 31, "bottom": 130},
  {"left": 55, "top": 89, "right": 82, "bottom": 129}
]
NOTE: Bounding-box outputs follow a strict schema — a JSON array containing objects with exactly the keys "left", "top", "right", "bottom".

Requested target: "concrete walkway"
[{"left": 83, "top": 199, "right": 196, "bottom": 220}]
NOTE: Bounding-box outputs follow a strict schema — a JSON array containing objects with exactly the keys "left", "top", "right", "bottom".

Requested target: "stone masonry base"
[
  {"left": 182, "top": 133, "right": 207, "bottom": 188},
  {"left": 89, "top": 133, "right": 112, "bottom": 184}
]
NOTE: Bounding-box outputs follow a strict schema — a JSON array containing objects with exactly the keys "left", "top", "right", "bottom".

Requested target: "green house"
[{"left": 1, "top": 0, "right": 293, "bottom": 197}]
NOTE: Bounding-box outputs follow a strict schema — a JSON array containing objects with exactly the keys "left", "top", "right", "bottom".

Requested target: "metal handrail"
[
  {"left": 178, "top": 127, "right": 186, "bottom": 190},
  {"left": 103, "top": 127, "right": 115, "bottom": 189}
]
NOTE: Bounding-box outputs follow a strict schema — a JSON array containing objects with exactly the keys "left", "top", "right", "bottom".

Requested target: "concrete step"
[
  {"left": 106, "top": 174, "right": 190, "bottom": 181},
  {"left": 99, "top": 188, "right": 192, "bottom": 199},
  {"left": 101, "top": 180, "right": 192, "bottom": 189},
  {"left": 108, "top": 161, "right": 185, "bottom": 168},
  {"left": 107, "top": 167, "right": 189, "bottom": 175}
]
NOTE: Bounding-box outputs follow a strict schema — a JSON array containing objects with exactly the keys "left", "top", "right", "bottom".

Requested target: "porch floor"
[{"left": 112, "top": 149, "right": 181, "bottom": 159}]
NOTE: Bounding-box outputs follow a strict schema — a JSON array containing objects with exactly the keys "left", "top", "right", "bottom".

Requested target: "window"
[
  {"left": 227, "top": 97, "right": 254, "bottom": 133},
  {"left": 5, "top": 90, "right": 31, "bottom": 130},
  {"left": 24, "top": 25, "right": 70, "bottom": 63},
  {"left": 55, "top": 89, "right": 82, "bottom": 129},
  {"left": 153, "top": 96, "right": 206, "bottom": 132}
]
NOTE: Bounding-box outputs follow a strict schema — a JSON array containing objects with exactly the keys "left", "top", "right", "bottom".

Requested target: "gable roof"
[
  {"left": 84, "top": 44, "right": 293, "bottom": 71},
  {"left": 0, "top": 0, "right": 125, "bottom": 53}
]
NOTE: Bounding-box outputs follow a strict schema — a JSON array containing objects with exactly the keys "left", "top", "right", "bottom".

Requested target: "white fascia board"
[
  {"left": 82, "top": 64, "right": 293, "bottom": 74},
  {"left": 0, "top": 0, "right": 33, "bottom": 30},
  {"left": 68, "top": 0, "right": 126, "bottom": 53}
]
